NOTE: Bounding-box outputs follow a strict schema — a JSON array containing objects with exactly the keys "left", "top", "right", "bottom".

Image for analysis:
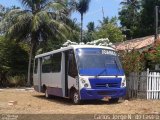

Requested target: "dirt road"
[{"left": 0, "top": 88, "right": 160, "bottom": 114}]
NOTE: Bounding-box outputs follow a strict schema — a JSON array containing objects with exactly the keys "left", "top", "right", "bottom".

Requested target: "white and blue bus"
[{"left": 33, "top": 45, "right": 126, "bottom": 104}]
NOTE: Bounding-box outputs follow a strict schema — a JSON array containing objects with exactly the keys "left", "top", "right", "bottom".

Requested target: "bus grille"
[
  {"left": 96, "top": 83, "right": 119, "bottom": 88},
  {"left": 89, "top": 78, "right": 122, "bottom": 89}
]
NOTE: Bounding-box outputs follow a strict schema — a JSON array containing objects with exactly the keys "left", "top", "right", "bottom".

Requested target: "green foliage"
[
  {"left": 76, "top": 0, "right": 91, "bottom": 15},
  {"left": 119, "top": 0, "right": 141, "bottom": 39},
  {"left": 82, "top": 22, "right": 95, "bottom": 43},
  {"left": 99, "top": 17, "right": 117, "bottom": 26},
  {"left": 7, "top": 75, "right": 26, "bottom": 87},
  {"left": 82, "top": 31, "right": 94, "bottom": 43},
  {"left": 1, "top": 0, "right": 75, "bottom": 54},
  {"left": 0, "top": 0, "right": 76, "bottom": 85},
  {"left": 155, "top": 46, "right": 160, "bottom": 63},
  {"left": 0, "top": 36, "right": 28, "bottom": 86},
  {"left": 0, "top": 38, "right": 28, "bottom": 74},
  {"left": 119, "top": 50, "right": 145, "bottom": 75},
  {"left": 38, "top": 19, "right": 80, "bottom": 53},
  {"left": 75, "top": 0, "right": 91, "bottom": 42},
  {"left": 82, "top": 17, "right": 124, "bottom": 43},
  {"left": 139, "top": 0, "right": 160, "bottom": 37},
  {"left": 143, "top": 41, "right": 160, "bottom": 69},
  {"left": 119, "top": 0, "right": 160, "bottom": 39},
  {"left": 0, "top": 4, "right": 5, "bottom": 21},
  {"left": 94, "top": 17, "right": 124, "bottom": 43},
  {"left": 87, "top": 22, "right": 95, "bottom": 32}
]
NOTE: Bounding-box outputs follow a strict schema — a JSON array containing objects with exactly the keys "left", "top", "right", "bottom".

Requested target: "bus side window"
[
  {"left": 34, "top": 58, "right": 38, "bottom": 74},
  {"left": 42, "top": 56, "right": 52, "bottom": 73},
  {"left": 68, "top": 53, "right": 78, "bottom": 78},
  {"left": 52, "top": 53, "right": 61, "bottom": 72}
]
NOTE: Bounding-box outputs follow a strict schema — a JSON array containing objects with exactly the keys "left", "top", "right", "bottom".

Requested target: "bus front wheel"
[{"left": 71, "top": 91, "right": 81, "bottom": 105}]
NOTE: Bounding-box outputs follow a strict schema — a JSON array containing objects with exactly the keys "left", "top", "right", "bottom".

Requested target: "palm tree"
[
  {"left": 120, "top": 0, "right": 141, "bottom": 16},
  {"left": 120, "top": 0, "right": 140, "bottom": 7},
  {"left": 75, "top": 0, "right": 91, "bottom": 42},
  {"left": 87, "top": 22, "right": 95, "bottom": 32},
  {"left": 1, "top": 0, "right": 72, "bottom": 86}
]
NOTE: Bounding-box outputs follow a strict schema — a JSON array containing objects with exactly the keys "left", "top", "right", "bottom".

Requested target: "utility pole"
[
  {"left": 102, "top": 6, "right": 105, "bottom": 20},
  {"left": 155, "top": 6, "right": 159, "bottom": 40}
]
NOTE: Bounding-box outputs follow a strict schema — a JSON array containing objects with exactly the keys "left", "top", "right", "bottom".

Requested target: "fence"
[
  {"left": 147, "top": 70, "right": 160, "bottom": 99},
  {"left": 127, "top": 69, "right": 160, "bottom": 99}
]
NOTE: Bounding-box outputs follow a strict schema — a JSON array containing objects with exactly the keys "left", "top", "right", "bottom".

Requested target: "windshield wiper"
[{"left": 95, "top": 68, "right": 107, "bottom": 77}]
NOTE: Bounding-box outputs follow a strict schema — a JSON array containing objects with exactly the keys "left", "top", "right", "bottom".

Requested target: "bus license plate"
[{"left": 103, "top": 96, "right": 111, "bottom": 101}]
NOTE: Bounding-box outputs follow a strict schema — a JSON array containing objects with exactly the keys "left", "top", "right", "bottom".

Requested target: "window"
[
  {"left": 42, "top": 56, "right": 52, "bottom": 73},
  {"left": 52, "top": 53, "right": 61, "bottom": 72},
  {"left": 76, "top": 48, "right": 123, "bottom": 76},
  {"left": 34, "top": 58, "right": 38, "bottom": 74},
  {"left": 68, "top": 51, "right": 78, "bottom": 78},
  {"left": 42, "top": 53, "right": 62, "bottom": 73}
]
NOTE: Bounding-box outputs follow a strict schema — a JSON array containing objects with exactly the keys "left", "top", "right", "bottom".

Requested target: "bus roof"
[{"left": 35, "top": 45, "right": 115, "bottom": 58}]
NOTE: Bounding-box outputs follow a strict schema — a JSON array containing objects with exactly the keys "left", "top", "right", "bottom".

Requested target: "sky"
[{"left": 0, "top": 0, "right": 122, "bottom": 29}]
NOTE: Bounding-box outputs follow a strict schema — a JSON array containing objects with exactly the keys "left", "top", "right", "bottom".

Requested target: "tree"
[
  {"left": 0, "top": 4, "right": 5, "bottom": 22},
  {"left": 139, "top": 0, "right": 160, "bottom": 37},
  {"left": 119, "top": 0, "right": 141, "bottom": 39},
  {"left": 119, "top": 0, "right": 160, "bottom": 39},
  {"left": 0, "top": 36, "right": 28, "bottom": 87},
  {"left": 142, "top": 40, "right": 160, "bottom": 69},
  {"left": 1, "top": 0, "right": 73, "bottom": 86},
  {"left": 82, "top": 22, "right": 95, "bottom": 43},
  {"left": 94, "top": 17, "right": 124, "bottom": 43},
  {"left": 38, "top": 18, "right": 80, "bottom": 53},
  {"left": 75, "top": 0, "right": 91, "bottom": 42},
  {"left": 121, "top": 0, "right": 141, "bottom": 9},
  {"left": 119, "top": 50, "right": 145, "bottom": 75},
  {"left": 87, "top": 22, "right": 95, "bottom": 32}
]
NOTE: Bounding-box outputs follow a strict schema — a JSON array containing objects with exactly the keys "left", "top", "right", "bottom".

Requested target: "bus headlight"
[
  {"left": 121, "top": 77, "right": 126, "bottom": 88},
  {"left": 80, "top": 77, "right": 90, "bottom": 88},
  {"left": 84, "top": 83, "right": 89, "bottom": 88},
  {"left": 81, "top": 79, "right": 86, "bottom": 84},
  {"left": 80, "top": 78, "right": 86, "bottom": 83}
]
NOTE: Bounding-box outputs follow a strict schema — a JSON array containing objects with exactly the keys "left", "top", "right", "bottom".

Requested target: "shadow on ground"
[{"left": 33, "top": 94, "right": 123, "bottom": 105}]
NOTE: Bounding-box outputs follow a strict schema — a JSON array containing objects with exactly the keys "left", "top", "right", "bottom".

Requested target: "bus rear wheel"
[{"left": 71, "top": 91, "right": 81, "bottom": 105}]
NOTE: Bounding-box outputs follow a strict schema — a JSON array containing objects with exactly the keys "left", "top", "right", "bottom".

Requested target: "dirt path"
[{"left": 0, "top": 88, "right": 160, "bottom": 114}]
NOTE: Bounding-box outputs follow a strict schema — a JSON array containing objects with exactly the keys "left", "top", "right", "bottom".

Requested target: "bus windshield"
[{"left": 76, "top": 48, "right": 124, "bottom": 76}]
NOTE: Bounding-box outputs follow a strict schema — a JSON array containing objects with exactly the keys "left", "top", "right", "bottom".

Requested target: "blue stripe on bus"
[
  {"left": 80, "top": 88, "right": 126, "bottom": 100},
  {"left": 80, "top": 77, "right": 126, "bottom": 100},
  {"left": 79, "top": 68, "right": 124, "bottom": 76}
]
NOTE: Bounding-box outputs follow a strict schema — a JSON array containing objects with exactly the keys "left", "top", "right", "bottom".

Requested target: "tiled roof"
[{"left": 115, "top": 35, "right": 155, "bottom": 51}]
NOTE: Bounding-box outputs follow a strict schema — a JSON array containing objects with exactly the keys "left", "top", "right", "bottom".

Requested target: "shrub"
[
  {"left": 119, "top": 50, "right": 145, "bottom": 75},
  {"left": 7, "top": 75, "right": 26, "bottom": 87}
]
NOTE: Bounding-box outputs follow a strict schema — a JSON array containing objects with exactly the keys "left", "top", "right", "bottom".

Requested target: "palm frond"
[
  {"left": 7, "top": 20, "right": 31, "bottom": 41},
  {"left": 43, "top": 2, "right": 66, "bottom": 12},
  {"left": 76, "top": 0, "right": 91, "bottom": 14},
  {"left": 2, "top": 0, "right": 73, "bottom": 44},
  {"left": 31, "top": 14, "right": 41, "bottom": 32},
  {"left": 19, "top": 0, "right": 33, "bottom": 9}
]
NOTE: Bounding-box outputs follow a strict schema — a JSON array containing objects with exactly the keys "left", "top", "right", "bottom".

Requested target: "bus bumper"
[{"left": 80, "top": 88, "right": 126, "bottom": 100}]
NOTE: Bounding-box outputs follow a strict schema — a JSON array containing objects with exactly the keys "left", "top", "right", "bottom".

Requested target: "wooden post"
[
  {"left": 147, "top": 68, "right": 149, "bottom": 99},
  {"left": 155, "top": 6, "right": 159, "bottom": 40}
]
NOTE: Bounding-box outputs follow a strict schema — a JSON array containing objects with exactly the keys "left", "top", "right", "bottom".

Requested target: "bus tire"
[
  {"left": 109, "top": 98, "right": 119, "bottom": 103},
  {"left": 45, "top": 88, "right": 51, "bottom": 99},
  {"left": 71, "top": 91, "right": 81, "bottom": 105}
]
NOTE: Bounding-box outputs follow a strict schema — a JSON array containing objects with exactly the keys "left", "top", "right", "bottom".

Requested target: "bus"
[{"left": 33, "top": 45, "right": 126, "bottom": 104}]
